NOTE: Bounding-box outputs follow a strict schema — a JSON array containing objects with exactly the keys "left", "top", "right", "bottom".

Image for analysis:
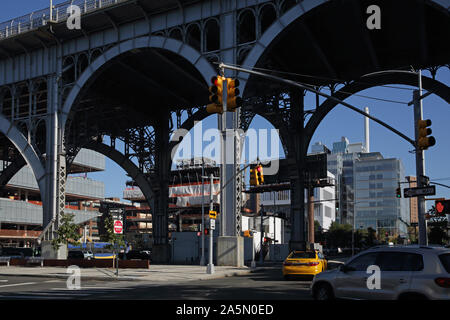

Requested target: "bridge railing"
[{"left": 0, "top": 0, "right": 130, "bottom": 41}]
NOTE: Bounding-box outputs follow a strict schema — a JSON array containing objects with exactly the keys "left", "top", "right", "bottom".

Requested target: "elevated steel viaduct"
[{"left": 0, "top": 0, "right": 448, "bottom": 262}]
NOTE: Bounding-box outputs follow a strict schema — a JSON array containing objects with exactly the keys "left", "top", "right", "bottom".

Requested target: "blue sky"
[{"left": 3, "top": 1, "right": 449, "bottom": 204}]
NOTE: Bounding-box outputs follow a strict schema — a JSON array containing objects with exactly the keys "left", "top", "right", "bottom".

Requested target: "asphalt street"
[{"left": 0, "top": 267, "right": 312, "bottom": 300}]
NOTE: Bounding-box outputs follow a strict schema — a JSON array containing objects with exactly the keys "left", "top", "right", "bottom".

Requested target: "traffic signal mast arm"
[{"left": 218, "top": 63, "right": 417, "bottom": 148}]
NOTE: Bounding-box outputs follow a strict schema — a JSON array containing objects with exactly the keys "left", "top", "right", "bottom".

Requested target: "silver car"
[
  {"left": 83, "top": 250, "right": 94, "bottom": 260},
  {"left": 311, "top": 245, "right": 450, "bottom": 300}
]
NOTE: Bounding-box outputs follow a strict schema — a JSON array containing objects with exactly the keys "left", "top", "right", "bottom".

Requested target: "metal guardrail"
[{"left": 0, "top": 0, "right": 130, "bottom": 41}]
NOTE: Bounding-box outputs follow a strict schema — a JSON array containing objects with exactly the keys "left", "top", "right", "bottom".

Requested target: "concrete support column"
[
  {"left": 41, "top": 74, "right": 67, "bottom": 259},
  {"left": 152, "top": 110, "right": 170, "bottom": 263},
  {"left": 216, "top": 4, "right": 244, "bottom": 266},
  {"left": 288, "top": 90, "right": 307, "bottom": 252},
  {"left": 43, "top": 75, "right": 59, "bottom": 230}
]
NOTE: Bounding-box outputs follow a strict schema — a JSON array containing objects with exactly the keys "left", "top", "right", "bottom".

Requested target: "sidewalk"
[{"left": 0, "top": 264, "right": 263, "bottom": 282}]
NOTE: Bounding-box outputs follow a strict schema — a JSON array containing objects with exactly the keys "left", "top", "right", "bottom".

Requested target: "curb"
[
  {"left": 0, "top": 273, "right": 137, "bottom": 281},
  {"left": 0, "top": 268, "right": 263, "bottom": 282},
  {"left": 197, "top": 268, "right": 262, "bottom": 281}
]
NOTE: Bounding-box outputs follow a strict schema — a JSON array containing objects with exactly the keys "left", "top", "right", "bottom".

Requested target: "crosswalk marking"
[
  {"left": 44, "top": 280, "right": 62, "bottom": 283},
  {"left": 0, "top": 282, "right": 36, "bottom": 288},
  {"left": 0, "top": 295, "right": 72, "bottom": 300}
]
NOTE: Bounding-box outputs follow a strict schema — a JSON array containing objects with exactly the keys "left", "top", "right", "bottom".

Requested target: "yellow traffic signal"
[
  {"left": 250, "top": 168, "right": 259, "bottom": 186},
  {"left": 207, "top": 76, "right": 224, "bottom": 114},
  {"left": 206, "top": 103, "right": 223, "bottom": 114},
  {"left": 226, "top": 78, "right": 242, "bottom": 112},
  {"left": 243, "top": 230, "right": 253, "bottom": 237},
  {"left": 417, "top": 119, "right": 435, "bottom": 150},
  {"left": 256, "top": 165, "right": 264, "bottom": 185}
]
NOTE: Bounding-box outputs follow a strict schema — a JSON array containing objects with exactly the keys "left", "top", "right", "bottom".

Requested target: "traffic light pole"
[
  {"left": 200, "top": 158, "right": 205, "bottom": 266},
  {"left": 207, "top": 173, "right": 215, "bottom": 274},
  {"left": 414, "top": 71, "right": 428, "bottom": 246},
  {"left": 260, "top": 204, "right": 264, "bottom": 264}
]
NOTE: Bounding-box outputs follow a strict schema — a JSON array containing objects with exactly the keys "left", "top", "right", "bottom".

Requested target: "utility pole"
[
  {"left": 414, "top": 70, "right": 428, "bottom": 246},
  {"left": 260, "top": 204, "right": 264, "bottom": 264},
  {"left": 308, "top": 186, "right": 315, "bottom": 246},
  {"left": 200, "top": 157, "right": 205, "bottom": 266},
  {"left": 206, "top": 173, "right": 216, "bottom": 274},
  {"left": 273, "top": 191, "right": 276, "bottom": 245}
]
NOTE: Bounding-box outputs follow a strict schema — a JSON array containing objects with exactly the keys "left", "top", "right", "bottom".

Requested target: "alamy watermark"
[
  {"left": 66, "top": 265, "right": 81, "bottom": 290},
  {"left": 66, "top": 5, "right": 81, "bottom": 30},
  {"left": 170, "top": 122, "right": 280, "bottom": 175},
  {"left": 366, "top": 5, "right": 381, "bottom": 30},
  {"left": 366, "top": 265, "right": 381, "bottom": 290},
  {"left": 64, "top": 4, "right": 380, "bottom": 32}
]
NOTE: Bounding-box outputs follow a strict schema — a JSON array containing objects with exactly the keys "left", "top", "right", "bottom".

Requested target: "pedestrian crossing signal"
[{"left": 435, "top": 200, "right": 450, "bottom": 216}]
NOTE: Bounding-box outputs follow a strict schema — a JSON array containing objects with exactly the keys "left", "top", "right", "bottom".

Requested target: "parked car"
[
  {"left": 126, "top": 250, "right": 151, "bottom": 260},
  {"left": 67, "top": 251, "right": 85, "bottom": 260},
  {"left": 311, "top": 245, "right": 450, "bottom": 300},
  {"left": 83, "top": 251, "right": 94, "bottom": 260},
  {"left": 140, "top": 250, "right": 152, "bottom": 260},
  {"left": 282, "top": 250, "right": 327, "bottom": 279}
]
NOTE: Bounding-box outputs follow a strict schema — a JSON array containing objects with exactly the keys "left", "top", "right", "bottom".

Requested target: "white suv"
[{"left": 311, "top": 245, "right": 450, "bottom": 300}]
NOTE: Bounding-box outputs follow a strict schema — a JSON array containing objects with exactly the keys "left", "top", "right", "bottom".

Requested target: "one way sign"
[{"left": 403, "top": 185, "right": 436, "bottom": 198}]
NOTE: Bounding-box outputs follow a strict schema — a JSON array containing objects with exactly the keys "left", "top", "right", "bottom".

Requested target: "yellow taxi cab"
[{"left": 282, "top": 250, "right": 327, "bottom": 279}]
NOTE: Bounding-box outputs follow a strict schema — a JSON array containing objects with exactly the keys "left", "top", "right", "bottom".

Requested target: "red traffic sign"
[{"left": 113, "top": 220, "right": 123, "bottom": 234}]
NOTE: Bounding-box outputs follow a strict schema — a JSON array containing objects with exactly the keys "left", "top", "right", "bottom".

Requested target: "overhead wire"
[{"left": 222, "top": 62, "right": 421, "bottom": 92}]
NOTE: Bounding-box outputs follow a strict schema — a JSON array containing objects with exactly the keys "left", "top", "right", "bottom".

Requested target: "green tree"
[
  {"left": 314, "top": 220, "right": 324, "bottom": 244},
  {"left": 428, "top": 219, "right": 449, "bottom": 245},
  {"left": 408, "top": 226, "right": 418, "bottom": 244},
  {"left": 355, "top": 228, "right": 368, "bottom": 249},
  {"left": 327, "top": 222, "right": 353, "bottom": 248},
  {"left": 428, "top": 227, "right": 447, "bottom": 245},
  {"left": 51, "top": 213, "right": 82, "bottom": 252},
  {"left": 377, "top": 228, "right": 389, "bottom": 243},
  {"left": 100, "top": 214, "right": 125, "bottom": 249},
  {"left": 366, "top": 227, "right": 377, "bottom": 247}
]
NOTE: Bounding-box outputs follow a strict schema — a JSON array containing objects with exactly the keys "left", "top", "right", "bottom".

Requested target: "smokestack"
[{"left": 364, "top": 107, "right": 370, "bottom": 153}]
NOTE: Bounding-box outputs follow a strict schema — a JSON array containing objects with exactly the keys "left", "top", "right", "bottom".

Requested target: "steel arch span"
[
  {"left": 60, "top": 35, "right": 217, "bottom": 130},
  {"left": 82, "top": 140, "right": 155, "bottom": 205},
  {"left": 238, "top": 0, "right": 450, "bottom": 95}
]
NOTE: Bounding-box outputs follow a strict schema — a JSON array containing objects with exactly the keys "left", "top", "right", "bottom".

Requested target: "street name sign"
[{"left": 403, "top": 185, "right": 436, "bottom": 198}]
